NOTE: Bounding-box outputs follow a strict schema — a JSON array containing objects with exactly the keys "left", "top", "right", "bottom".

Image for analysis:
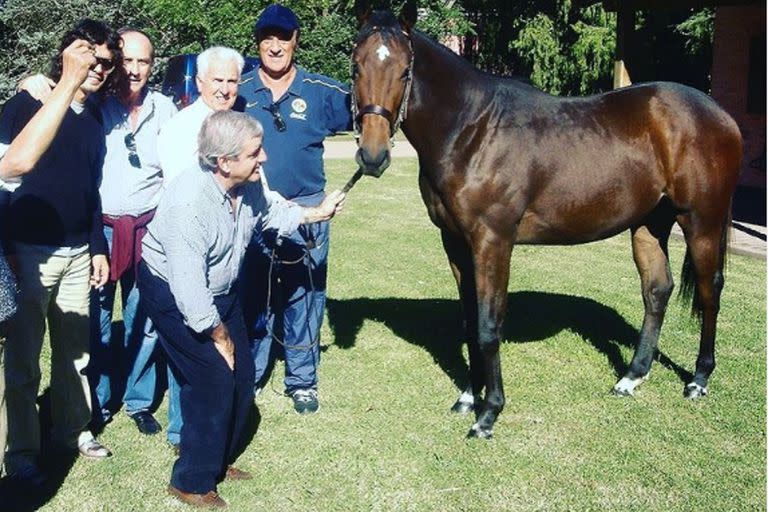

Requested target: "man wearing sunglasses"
[
  {"left": 19, "top": 28, "right": 180, "bottom": 442},
  {"left": 0, "top": 19, "right": 119, "bottom": 485},
  {"left": 239, "top": 4, "right": 353, "bottom": 415}
]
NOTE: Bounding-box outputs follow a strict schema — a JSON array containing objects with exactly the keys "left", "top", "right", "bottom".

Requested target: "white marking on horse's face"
[{"left": 376, "top": 44, "right": 390, "bottom": 61}]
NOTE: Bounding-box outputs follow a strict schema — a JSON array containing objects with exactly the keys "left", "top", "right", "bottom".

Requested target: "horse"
[{"left": 350, "top": 0, "right": 742, "bottom": 439}]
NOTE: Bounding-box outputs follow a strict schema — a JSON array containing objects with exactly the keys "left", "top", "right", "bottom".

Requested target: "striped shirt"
[{"left": 141, "top": 167, "right": 303, "bottom": 333}]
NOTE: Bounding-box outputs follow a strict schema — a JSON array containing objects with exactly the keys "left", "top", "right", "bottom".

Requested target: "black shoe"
[
  {"left": 130, "top": 411, "right": 162, "bottom": 435},
  {"left": 290, "top": 388, "right": 319, "bottom": 414}
]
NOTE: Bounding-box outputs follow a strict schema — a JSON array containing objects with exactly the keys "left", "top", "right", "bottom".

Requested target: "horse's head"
[{"left": 352, "top": 0, "right": 417, "bottom": 178}]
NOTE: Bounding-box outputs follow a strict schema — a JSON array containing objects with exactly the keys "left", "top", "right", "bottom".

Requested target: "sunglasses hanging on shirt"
[
  {"left": 264, "top": 103, "right": 287, "bottom": 132},
  {"left": 124, "top": 133, "right": 141, "bottom": 168}
]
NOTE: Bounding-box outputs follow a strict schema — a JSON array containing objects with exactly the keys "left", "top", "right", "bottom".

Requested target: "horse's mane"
[
  {"left": 410, "top": 29, "right": 533, "bottom": 87},
  {"left": 357, "top": 11, "right": 533, "bottom": 89}
]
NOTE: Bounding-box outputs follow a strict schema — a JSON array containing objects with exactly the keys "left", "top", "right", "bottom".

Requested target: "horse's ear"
[
  {"left": 398, "top": 0, "right": 418, "bottom": 32},
  {"left": 354, "top": 0, "right": 372, "bottom": 27}
]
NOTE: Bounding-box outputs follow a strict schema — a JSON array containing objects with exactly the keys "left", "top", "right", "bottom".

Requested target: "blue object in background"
[{"left": 161, "top": 54, "right": 260, "bottom": 109}]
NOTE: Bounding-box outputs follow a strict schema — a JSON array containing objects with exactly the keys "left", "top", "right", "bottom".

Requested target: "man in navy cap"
[{"left": 239, "top": 4, "right": 352, "bottom": 414}]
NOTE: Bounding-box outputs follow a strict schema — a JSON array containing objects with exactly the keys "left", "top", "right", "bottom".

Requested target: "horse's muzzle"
[{"left": 355, "top": 147, "right": 391, "bottom": 178}]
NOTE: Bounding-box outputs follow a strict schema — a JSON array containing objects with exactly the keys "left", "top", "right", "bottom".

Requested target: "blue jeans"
[
  {"left": 89, "top": 225, "right": 180, "bottom": 436},
  {"left": 243, "top": 192, "right": 328, "bottom": 393}
]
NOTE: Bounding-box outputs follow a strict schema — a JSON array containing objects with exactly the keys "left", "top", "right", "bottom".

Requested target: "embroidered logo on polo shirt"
[
  {"left": 290, "top": 98, "right": 307, "bottom": 120},
  {"left": 292, "top": 98, "right": 307, "bottom": 113}
]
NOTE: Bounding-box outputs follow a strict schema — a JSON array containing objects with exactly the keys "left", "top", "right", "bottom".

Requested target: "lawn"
[{"left": 3, "top": 158, "right": 765, "bottom": 511}]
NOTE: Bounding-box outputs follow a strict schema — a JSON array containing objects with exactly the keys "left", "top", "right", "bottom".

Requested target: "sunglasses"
[
  {"left": 124, "top": 133, "right": 141, "bottom": 167},
  {"left": 91, "top": 56, "right": 115, "bottom": 71},
  {"left": 264, "top": 103, "right": 287, "bottom": 132}
]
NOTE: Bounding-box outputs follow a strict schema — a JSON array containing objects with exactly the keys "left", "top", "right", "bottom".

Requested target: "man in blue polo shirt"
[{"left": 239, "top": 4, "right": 352, "bottom": 414}]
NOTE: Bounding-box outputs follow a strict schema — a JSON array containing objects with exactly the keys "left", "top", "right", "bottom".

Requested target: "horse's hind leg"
[
  {"left": 677, "top": 214, "right": 729, "bottom": 399},
  {"left": 441, "top": 231, "right": 480, "bottom": 414},
  {"left": 614, "top": 220, "right": 674, "bottom": 396}
]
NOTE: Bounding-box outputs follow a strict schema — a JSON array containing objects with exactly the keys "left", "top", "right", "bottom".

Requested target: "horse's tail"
[{"left": 679, "top": 208, "right": 731, "bottom": 318}]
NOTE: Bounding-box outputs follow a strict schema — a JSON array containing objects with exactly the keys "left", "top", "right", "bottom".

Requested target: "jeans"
[
  {"left": 244, "top": 192, "right": 328, "bottom": 393},
  {"left": 90, "top": 225, "right": 180, "bottom": 433}
]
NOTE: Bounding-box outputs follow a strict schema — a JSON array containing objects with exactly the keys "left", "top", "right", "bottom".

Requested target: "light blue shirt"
[
  {"left": 142, "top": 167, "right": 303, "bottom": 333},
  {"left": 100, "top": 90, "right": 177, "bottom": 216}
]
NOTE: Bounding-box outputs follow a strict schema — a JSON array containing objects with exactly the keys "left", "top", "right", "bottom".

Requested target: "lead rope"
[{"left": 264, "top": 237, "right": 326, "bottom": 351}]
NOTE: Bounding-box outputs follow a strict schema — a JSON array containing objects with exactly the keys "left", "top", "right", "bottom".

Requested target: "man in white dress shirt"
[{"left": 157, "top": 46, "right": 243, "bottom": 185}]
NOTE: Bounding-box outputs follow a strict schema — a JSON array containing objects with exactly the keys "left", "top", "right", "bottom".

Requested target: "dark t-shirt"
[{"left": 0, "top": 91, "right": 107, "bottom": 255}]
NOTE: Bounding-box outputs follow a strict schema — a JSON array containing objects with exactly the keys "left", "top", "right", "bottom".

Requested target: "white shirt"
[
  {"left": 155, "top": 97, "right": 283, "bottom": 201},
  {"left": 157, "top": 97, "right": 212, "bottom": 187},
  {"left": 0, "top": 142, "right": 19, "bottom": 192}
]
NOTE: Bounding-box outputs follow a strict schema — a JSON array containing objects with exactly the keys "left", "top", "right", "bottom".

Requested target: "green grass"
[{"left": 19, "top": 159, "right": 768, "bottom": 510}]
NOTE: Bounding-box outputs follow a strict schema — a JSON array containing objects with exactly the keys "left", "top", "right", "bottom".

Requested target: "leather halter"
[{"left": 351, "top": 29, "right": 414, "bottom": 140}]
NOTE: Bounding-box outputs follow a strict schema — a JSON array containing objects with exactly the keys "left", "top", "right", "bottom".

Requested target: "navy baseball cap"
[{"left": 254, "top": 4, "right": 300, "bottom": 37}]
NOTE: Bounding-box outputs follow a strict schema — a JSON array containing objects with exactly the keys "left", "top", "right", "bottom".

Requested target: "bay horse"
[{"left": 351, "top": 0, "right": 742, "bottom": 438}]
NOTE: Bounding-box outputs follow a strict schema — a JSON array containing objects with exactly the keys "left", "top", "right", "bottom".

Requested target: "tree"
[
  {"left": 0, "top": 0, "right": 146, "bottom": 102},
  {"left": 511, "top": 2, "right": 615, "bottom": 94},
  {"left": 0, "top": 0, "right": 715, "bottom": 102}
]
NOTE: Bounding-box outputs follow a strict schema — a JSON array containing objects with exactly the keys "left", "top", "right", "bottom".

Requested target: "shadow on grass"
[
  {"left": 327, "top": 291, "right": 692, "bottom": 390},
  {"left": 0, "top": 388, "right": 79, "bottom": 511}
]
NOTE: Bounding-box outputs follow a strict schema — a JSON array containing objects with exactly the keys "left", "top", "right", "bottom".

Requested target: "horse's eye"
[
  {"left": 351, "top": 64, "right": 359, "bottom": 80},
  {"left": 400, "top": 68, "right": 410, "bottom": 81}
]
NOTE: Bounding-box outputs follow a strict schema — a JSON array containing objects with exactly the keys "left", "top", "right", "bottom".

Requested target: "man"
[
  {"left": 90, "top": 28, "right": 178, "bottom": 436},
  {"left": 240, "top": 4, "right": 353, "bottom": 414},
  {"left": 138, "top": 110, "right": 344, "bottom": 507},
  {"left": 0, "top": 19, "right": 118, "bottom": 483},
  {"left": 0, "top": 18, "right": 93, "bottom": 478},
  {"left": 157, "top": 46, "right": 242, "bottom": 185},
  {"left": 156, "top": 44, "right": 244, "bottom": 451},
  {"left": 19, "top": 29, "right": 180, "bottom": 438}
]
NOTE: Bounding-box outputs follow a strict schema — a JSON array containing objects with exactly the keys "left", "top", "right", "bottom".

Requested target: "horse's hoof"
[
  {"left": 451, "top": 401, "right": 474, "bottom": 414},
  {"left": 611, "top": 374, "right": 648, "bottom": 397},
  {"left": 466, "top": 423, "right": 493, "bottom": 439},
  {"left": 450, "top": 390, "right": 475, "bottom": 415},
  {"left": 611, "top": 386, "right": 634, "bottom": 397},
  {"left": 684, "top": 382, "right": 708, "bottom": 399}
]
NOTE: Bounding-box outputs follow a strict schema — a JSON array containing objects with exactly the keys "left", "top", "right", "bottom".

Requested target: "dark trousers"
[{"left": 137, "top": 263, "right": 255, "bottom": 494}]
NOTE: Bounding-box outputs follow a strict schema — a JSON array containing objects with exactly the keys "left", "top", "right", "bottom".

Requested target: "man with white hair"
[
  {"left": 139, "top": 110, "right": 344, "bottom": 507},
  {"left": 155, "top": 45, "right": 245, "bottom": 452},
  {"left": 157, "top": 46, "right": 243, "bottom": 185}
]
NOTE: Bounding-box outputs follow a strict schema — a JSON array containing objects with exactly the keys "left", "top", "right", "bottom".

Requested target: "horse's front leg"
[
  {"left": 467, "top": 233, "right": 513, "bottom": 439},
  {"left": 440, "top": 230, "right": 480, "bottom": 414}
]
